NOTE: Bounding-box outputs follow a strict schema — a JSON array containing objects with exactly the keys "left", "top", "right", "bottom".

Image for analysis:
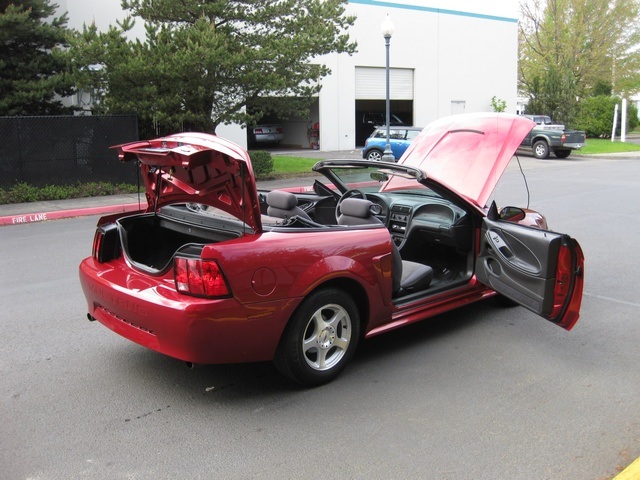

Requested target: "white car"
[{"left": 250, "top": 124, "right": 284, "bottom": 146}]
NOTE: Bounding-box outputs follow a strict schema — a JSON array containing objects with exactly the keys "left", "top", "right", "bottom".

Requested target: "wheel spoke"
[
  {"left": 304, "top": 312, "right": 323, "bottom": 340},
  {"left": 316, "top": 348, "right": 329, "bottom": 370},
  {"left": 301, "top": 311, "right": 322, "bottom": 367},
  {"left": 326, "top": 308, "right": 347, "bottom": 328},
  {"left": 332, "top": 336, "right": 349, "bottom": 351},
  {"left": 302, "top": 337, "right": 316, "bottom": 354},
  {"left": 302, "top": 315, "right": 321, "bottom": 353}
]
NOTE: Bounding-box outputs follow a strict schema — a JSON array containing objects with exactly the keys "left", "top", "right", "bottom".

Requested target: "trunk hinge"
[
  {"left": 153, "top": 166, "right": 163, "bottom": 212},
  {"left": 152, "top": 165, "right": 174, "bottom": 211}
]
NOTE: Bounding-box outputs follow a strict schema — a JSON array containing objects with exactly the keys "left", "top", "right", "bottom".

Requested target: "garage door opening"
[
  {"left": 354, "top": 67, "right": 414, "bottom": 146},
  {"left": 246, "top": 97, "right": 319, "bottom": 150},
  {"left": 355, "top": 99, "right": 413, "bottom": 146}
]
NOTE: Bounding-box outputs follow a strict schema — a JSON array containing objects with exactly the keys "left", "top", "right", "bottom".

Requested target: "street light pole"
[{"left": 381, "top": 14, "right": 395, "bottom": 162}]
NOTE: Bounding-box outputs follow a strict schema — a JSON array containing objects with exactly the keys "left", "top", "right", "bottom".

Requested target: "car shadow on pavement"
[
  {"left": 351, "top": 299, "right": 499, "bottom": 375},
  {"left": 116, "top": 345, "right": 294, "bottom": 396},
  {"left": 107, "top": 299, "right": 501, "bottom": 401}
]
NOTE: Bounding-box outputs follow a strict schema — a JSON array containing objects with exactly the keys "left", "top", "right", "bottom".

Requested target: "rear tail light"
[
  {"left": 276, "top": 127, "right": 283, "bottom": 134},
  {"left": 254, "top": 128, "right": 264, "bottom": 134},
  {"left": 92, "top": 231, "right": 102, "bottom": 258},
  {"left": 561, "top": 133, "right": 566, "bottom": 143},
  {"left": 174, "top": 257, "right": 230, "bottom": 298},
  {"left": 92, "top": 224, "right": 120, "bottom": 263}
]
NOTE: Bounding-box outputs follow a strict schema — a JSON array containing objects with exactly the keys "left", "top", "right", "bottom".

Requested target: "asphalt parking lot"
[{"left": 1, "top": 152, "right": 639, "bottom": 479}]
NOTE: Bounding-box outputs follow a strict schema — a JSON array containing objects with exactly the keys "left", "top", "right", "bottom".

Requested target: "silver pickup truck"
[{"left": 518, "top": 114, "right": 586, "bottom": 159}]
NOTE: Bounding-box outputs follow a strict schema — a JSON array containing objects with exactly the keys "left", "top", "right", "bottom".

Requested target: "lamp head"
[{"left": 381, "top": 14, "right": 394, "bottom": 39}]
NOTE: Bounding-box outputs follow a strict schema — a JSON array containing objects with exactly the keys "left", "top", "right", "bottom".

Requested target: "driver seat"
[
  {"left": 267, "top": 191, "right": 311, "bottom": 220},
  {"left": 337, "top": 198, "right": 434, "bottom": 296}
]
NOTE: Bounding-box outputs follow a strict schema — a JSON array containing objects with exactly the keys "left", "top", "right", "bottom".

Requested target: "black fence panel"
[{"left": 0, "top": 115, "right": 139, "bottom": 188}]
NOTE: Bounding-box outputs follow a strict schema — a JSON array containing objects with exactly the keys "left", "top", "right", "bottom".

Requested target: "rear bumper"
[
  {"left": 79, "top": 258, "right": 291, "bottom": 364},
  {"left": 253, "top": 134, "right": 284, "bottom": 143}
]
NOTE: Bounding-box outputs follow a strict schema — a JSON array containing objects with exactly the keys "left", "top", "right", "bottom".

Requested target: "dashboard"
[{"left": 366, "top": 193, "right": 470, "bottom": 250}]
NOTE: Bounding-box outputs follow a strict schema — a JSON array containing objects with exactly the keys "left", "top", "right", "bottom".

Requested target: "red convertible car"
[{"left": 79, "top": 113, "right": 584, "bottom": 386}]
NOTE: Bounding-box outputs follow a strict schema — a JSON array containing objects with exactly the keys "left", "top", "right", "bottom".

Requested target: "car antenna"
[{"left": 514, "top": 154, "right": 530, "bottom": 209}]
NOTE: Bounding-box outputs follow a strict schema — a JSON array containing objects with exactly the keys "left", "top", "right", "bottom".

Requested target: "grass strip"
[{"left": 580, "top": 138, "right": 640, "bottom": 155}]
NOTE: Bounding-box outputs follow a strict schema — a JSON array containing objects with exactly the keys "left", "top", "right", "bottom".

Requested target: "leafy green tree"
[
  {"left": 519, "top": 0, "right": 640, "bottom": 123},
  {"left": 69, "top": 0, "right": 356, "bottom": 137},
  {"left": 0, "top": 0, "right": 76, "bottom": 115},
  {"left": 525, "top": 64, "right": 577, "bottom": 125},
  {"left": 591, "top": 81, "right": 612, "bottom": 97}
]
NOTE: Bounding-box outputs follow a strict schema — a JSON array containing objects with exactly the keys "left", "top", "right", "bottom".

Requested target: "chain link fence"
[{"left": 0, "top": 116, "right": 139, "bottom": 189}]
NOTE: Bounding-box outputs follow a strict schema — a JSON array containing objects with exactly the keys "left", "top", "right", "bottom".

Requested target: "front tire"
[
  {"left": 532, "top": 140, "right": 550, "bottom": 159},
  {"left": 274, "top": 289, "right": 360, "bottom": 386},
  {"left": 366, "top": 149, "right": 383, "bottom": 161}
]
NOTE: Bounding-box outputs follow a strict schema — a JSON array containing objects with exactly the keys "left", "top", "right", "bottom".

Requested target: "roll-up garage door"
[{"left": 355, "top": 67, "right": 414, "bottom": 100}]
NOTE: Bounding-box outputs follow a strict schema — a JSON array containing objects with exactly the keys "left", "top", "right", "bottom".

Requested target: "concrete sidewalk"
[
  {"left": 0, "top": 149, "right": 362, "bottom": 226},
  {"left": 1, "top": 149, "right": 639, "bottom": 227},
  {"left": 0, "top": 193, "right": 146, "bottom": 227}
]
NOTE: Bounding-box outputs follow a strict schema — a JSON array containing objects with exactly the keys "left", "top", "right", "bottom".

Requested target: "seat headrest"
[
  {"left": 267, "top": 190, "right": 297, "bottom": 209},
  {"left": 340, "top": 198, "right": 375, "bottom": 218}
]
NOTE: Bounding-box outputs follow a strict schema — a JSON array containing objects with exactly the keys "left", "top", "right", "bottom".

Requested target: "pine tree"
[
  {"left": 68, "top": 0, "right": 356, "bottom": 137},
  {"left": 0, "top": 0, "right": 76, "bottom": 115}
]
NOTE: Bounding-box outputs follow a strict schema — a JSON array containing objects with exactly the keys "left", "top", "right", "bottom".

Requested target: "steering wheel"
[{"left": 335, "top": 189, "right": 367, "bottom": 219}]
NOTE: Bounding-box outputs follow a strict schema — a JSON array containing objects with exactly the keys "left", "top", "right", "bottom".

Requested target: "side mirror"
[
  {"left": 370, "top": 172, "right": 389, "bottom": 182},
  {"left": 499, "top": 206, "right": 526, "bottom": 222}
]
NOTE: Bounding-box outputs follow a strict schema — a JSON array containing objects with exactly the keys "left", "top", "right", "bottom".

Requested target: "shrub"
[
  {"left": 628, "top": 102, "right": 639, "bottom": 131},
  {"left": 249, "top": 150, "right": 274, "bottom": 177},
  {"left": 575, "top": 95, "right": 639, "bottom": 137},
  {"left": 490, "top": 96, "right": 507, "bottom": 112},
  {"left": 575, "top": 96, "right": 614, "bottom": 137},
  {"left": 0, "top": 182, "right": 141, "bottom": 204},
  {"left": 6, "top": 182, "right": 41, "bottom": 203}
]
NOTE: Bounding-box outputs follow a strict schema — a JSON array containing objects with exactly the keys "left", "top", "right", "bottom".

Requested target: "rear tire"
[
  {"left": 554, "top": 148, "right": 571, "bottom": 159},
  {"left": 532, "top": 140, "right": 550, "bottom": 159},
  {"left": 274, "top": 288, "right": 360, "bottom": 386}
]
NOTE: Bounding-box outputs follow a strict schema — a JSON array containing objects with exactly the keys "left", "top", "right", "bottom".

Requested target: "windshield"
[{"left": 327, "top": 165, "right": 439, "bottom": 198}]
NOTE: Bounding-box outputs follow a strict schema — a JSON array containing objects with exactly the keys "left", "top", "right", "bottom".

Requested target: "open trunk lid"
[{"left": 115, "top": 132, "right": 262, "bottom": 232}]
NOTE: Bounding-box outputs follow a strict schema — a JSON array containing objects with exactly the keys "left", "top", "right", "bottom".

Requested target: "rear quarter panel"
[{"left": 203, "top": 226, "right": 396, "bottom": 330}]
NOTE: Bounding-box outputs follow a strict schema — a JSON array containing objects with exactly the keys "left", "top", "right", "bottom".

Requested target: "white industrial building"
[{"left": 57, "top": 0, "right": 519, "bottom": 150}]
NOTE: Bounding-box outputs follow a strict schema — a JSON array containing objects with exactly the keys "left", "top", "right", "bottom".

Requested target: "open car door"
[{"left": 475, "top": 207, "right": 584, "bottom": 330}]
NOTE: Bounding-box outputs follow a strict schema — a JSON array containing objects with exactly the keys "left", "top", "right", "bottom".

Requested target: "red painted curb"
[
  {"left": 0, "top": 202, "right": 146, "bottom": 227},
  {"left": 0, "top": 184, "right": 320, "bottom": 228}
]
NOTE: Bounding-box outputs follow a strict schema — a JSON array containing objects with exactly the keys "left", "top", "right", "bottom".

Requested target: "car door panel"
[
  {"left": 476, "top": 217, "right": 584, "bottom": 330},
  {"left": 391, "top": 139, "right": 404, "bottom": 158}
]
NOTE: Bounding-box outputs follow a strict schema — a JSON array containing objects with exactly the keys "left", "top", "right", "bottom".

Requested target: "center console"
[{"left": 389, "top": 205, "right": 411, "bottom": 246}]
